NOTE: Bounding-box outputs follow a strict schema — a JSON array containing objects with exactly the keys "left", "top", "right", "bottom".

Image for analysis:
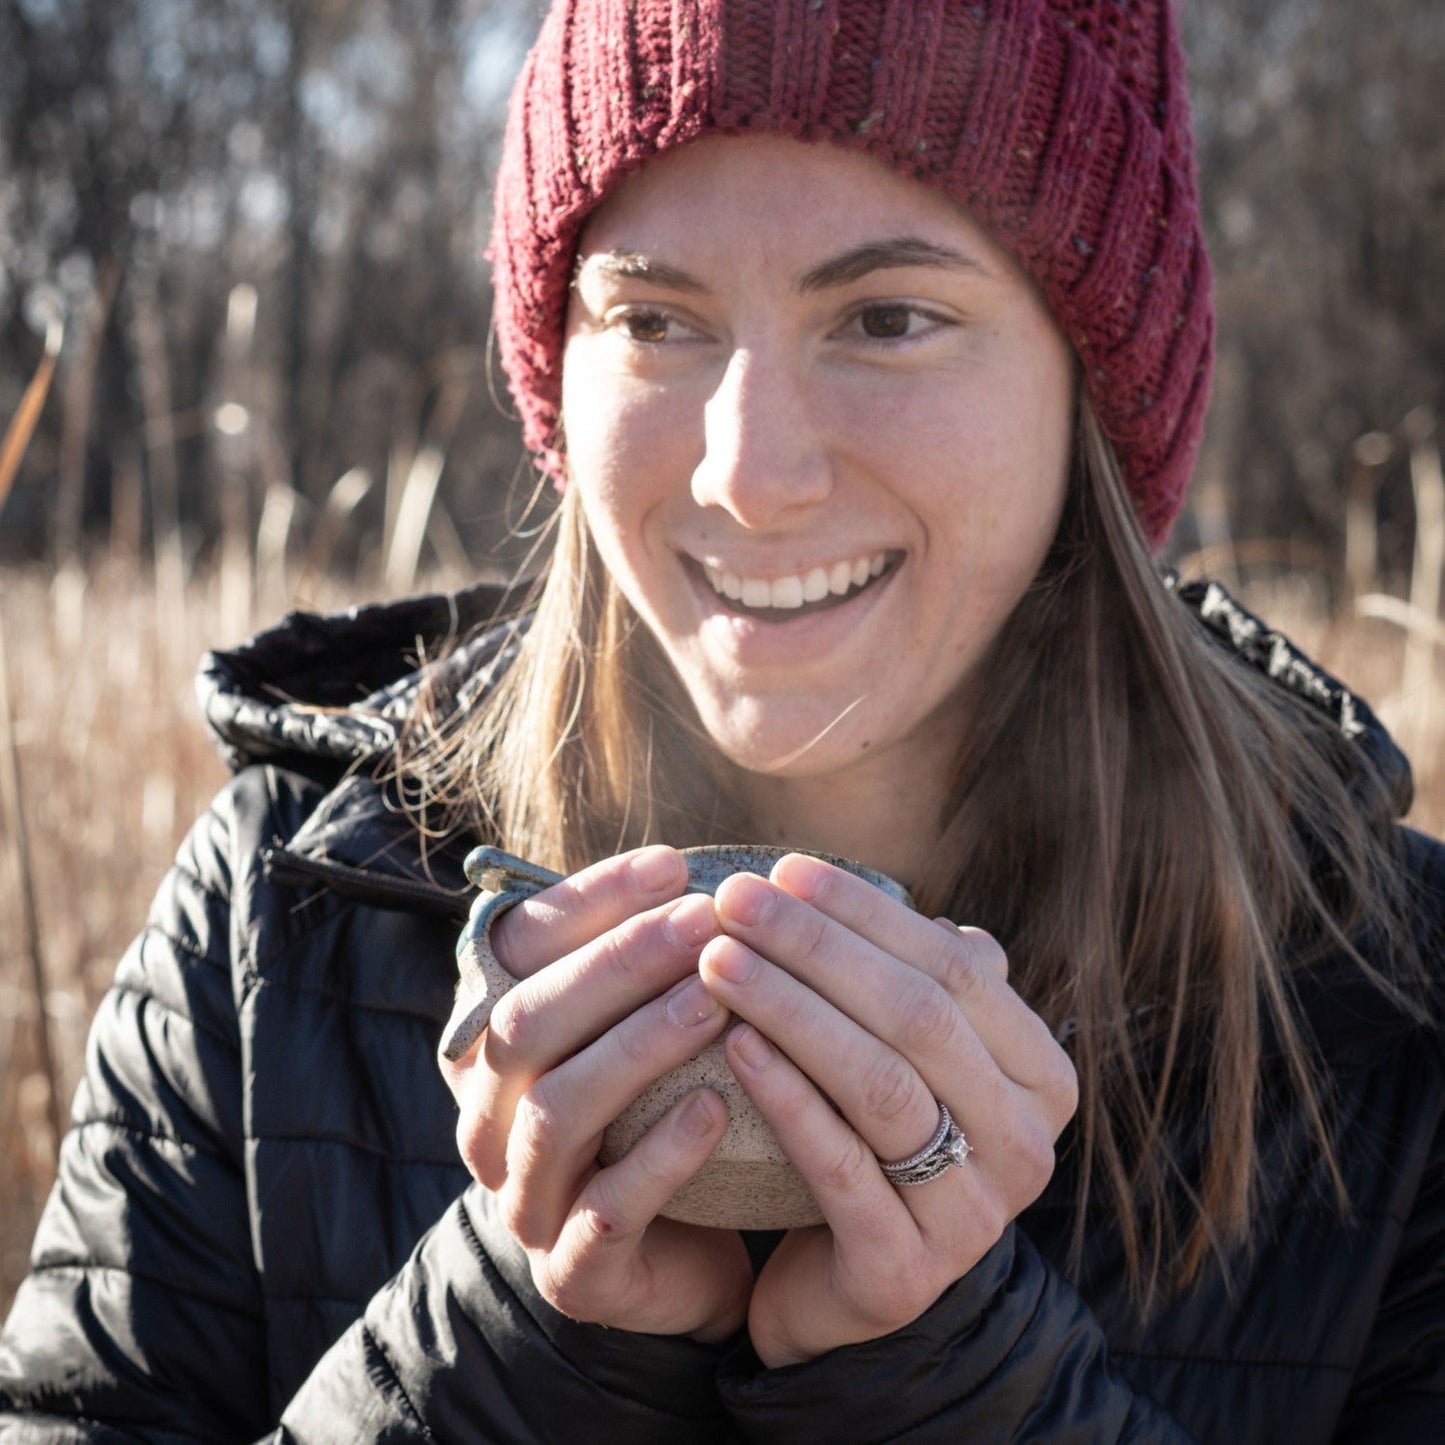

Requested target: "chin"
[{"left": 700, "top": 714, "right": 869, "bottom": 780}]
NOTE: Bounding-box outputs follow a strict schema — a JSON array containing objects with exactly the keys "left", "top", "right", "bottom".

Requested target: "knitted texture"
[{"left": 490, "top": 0, "right": 1214, "bottom": 548}]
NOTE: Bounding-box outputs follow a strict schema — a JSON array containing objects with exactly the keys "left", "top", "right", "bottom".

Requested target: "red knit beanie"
[{"left": 490, "top": 0, "right": 1214, "bottom": 548}]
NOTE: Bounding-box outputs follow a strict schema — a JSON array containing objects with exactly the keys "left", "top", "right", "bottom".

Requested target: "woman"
[{"left": 3, "top": 1, "right": 1441, "bottom": 1439}]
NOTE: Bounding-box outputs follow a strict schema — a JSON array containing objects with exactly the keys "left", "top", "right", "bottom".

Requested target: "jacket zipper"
[{"left": 262, "top": 845, "right": 472, "bottom": 920}]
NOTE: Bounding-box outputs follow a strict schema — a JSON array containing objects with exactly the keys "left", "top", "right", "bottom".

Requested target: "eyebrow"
[
  {"left": 578, "top": 252, "right": 706, "bottom": 292},
  {"left": 577, "top": 236, "right": 990, "bottom": 296},
  {"left": 797, "top": 237, "right": 991, "bottom": 292}
]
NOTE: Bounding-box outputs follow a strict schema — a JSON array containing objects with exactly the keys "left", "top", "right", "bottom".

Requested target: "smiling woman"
[
  {"left": 2, "top": 1, "right": 1442, "bottom": 1441},
  {"left": 560, "top": 136, "right": 1075, "bottom": 871}
]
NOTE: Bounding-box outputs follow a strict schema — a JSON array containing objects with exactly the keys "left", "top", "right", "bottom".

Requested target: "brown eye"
[
  {"left": 858, "top": 304, "right": 913, "bottom": 339},
  {"left": 620, "top": 309, "right": 671, "bottom": 342}
]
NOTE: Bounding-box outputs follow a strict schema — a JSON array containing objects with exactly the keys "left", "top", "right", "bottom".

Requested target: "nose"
[{"left": 690, "top": 346, "right": 834, "bottom": 527}]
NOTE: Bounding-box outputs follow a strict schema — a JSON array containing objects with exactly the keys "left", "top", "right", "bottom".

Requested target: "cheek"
[{"left": 563, "top": 356, "right": 699, "bottom": 501}]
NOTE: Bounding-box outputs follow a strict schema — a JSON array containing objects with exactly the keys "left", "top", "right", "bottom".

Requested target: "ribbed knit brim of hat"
[{"left": 490, "top": 0, "right": 1214, "bottom": 549}]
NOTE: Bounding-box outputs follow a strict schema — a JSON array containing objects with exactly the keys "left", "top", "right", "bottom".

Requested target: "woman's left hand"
[{"left": 699, "top": 854, "right": 1079, "bottom": 1369}]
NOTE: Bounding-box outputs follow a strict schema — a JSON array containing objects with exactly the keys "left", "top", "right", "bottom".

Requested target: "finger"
[
  {"left": 722, "top": 1023, "right": 910, "bottom": 1245},
  {"left": 456, "top": 893, "right": 720, "bottom": 1186},
  {"left": 492, "top": 844, "right": 689, "bottom": 976},
  {"left": 700, "top": 932, "right": 983, "bottom": 1166},
  {"left": 538, "top": 1090, "right": 749, "bottom": 1338},
  {"left": 501, "top": 972, "right": 730, "bottom": 1245},
  {"left": 715, "top": 867, "right": 1067, "bottom": 1108},
  {"left": 773, "top": 853, "right": 1008, "bottom": 984},
  {"left": 488, "top": 892, "right": 720, "bottom": 1072}
]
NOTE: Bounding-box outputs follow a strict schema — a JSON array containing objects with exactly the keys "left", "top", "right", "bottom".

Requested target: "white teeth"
[
  {"left": 772, "top": 575, "right": 805, "bottom": 609},
  {"left": 702, "top": 553, "right": 891, "bottom": 611}
]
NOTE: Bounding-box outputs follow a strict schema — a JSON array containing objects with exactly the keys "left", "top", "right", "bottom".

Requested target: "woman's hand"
[
  {"left": 438, "top": 845, "right": 752, "bottom": 1341},
  {"left": 699, "top": 854, "right": 1078, "bottom": 1368}
]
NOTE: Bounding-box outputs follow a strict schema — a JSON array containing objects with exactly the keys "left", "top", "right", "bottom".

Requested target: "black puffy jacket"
[{"left": 1, "top": 582, "right": 1442, "bottom": 1442}]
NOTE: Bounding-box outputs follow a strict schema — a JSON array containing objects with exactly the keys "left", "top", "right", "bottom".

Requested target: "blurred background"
[{"left": 1, "top": 0, "right": 1442, "bottom": 1310}]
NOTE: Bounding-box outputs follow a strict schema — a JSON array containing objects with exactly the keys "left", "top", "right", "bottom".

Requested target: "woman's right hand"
[{"left": 438, "top": 845, "right": 752, "bottom": 1341}]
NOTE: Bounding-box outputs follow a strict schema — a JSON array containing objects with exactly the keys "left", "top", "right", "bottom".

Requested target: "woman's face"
[{"left": 562, "top": 134, "right": 1075, "bottom": 791}]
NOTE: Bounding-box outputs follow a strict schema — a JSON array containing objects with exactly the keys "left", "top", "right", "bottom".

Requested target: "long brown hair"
[{"left": 401, "top": 398, "right": 1424, "bottom": 1304}]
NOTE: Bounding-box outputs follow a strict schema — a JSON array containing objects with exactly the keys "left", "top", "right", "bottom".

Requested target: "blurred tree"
[
  {"left": 0, "top": 0, "right": 533, "bottom": 577},
  {"left": 1179, "top": 0, "right": 1445, "bottom": 566}
]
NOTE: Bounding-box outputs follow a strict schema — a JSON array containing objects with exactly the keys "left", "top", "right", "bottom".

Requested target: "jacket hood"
[
  {"left": 197, "top": 583, "right": 522, "bottom": 776},
  {"left": 197, "top": 583, "right": 527, "bottom": 915},
  {"left": 194, "top": 574, "right": 1414, "bottom": 914},
  {"left": 1166, "top": 573, "right": 1413, "bottom": 817}
]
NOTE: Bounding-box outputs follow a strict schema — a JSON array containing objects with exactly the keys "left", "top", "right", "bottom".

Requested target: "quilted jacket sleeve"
[
  {"left": 0, "top": 780, "right": 271, "bottom": 1439},
  {"left": 273, "top": 1187, "right": 732, "bottom": 1443}
]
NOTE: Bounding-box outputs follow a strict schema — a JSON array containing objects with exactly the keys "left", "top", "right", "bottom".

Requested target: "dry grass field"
[{"left": 1, "top": 541, "right": 1442, "bottom": 1319}]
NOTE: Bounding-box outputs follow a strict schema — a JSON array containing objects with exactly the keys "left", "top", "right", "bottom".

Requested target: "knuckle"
[
  {"left": 536, "top": 1255, "right": 594, "bottom": 1322},
  {"left": 611, "top": 1015, "right": 657, "bottom": 1074},
  {"left": 936, "top": 946, "right": 989, "bottom": 1008},
  {"left": 963, "top": 927, "right": 1009, "bottom": 982},
  {"left": 592, "top": 926, "right": 649, "bottom": 989},
  {"left": 497, "top": 1182, "right": 530, "bottom": 1242},
  {"left": 993, "top": 1116, "right": 1057, "bottom": 1203},
  {"left": 894, "top": 978, "right": 962, "bottom": 1058},
  {"left": 767, "top": 985, "right": 814, "bottom": 1044},
  {"left": 454, "top": 1115, "right": 492, "bottom": 1184},
  {"left": 872, "top": 1277, "right": 931, "bottom": 1330},
  {"left": 853, "top": 884, "right": 892, "bottom": 937},
  {"left": 860, "top": 1052, "right": 923, "bottom": 1127},
  {"left": 847, "top": 1251, "right": 934, "bottom": 1330},
  {"left": 795, "top": 909, "right": 834, "bottom": 971},
  {"left": 513, "top": 1083, "right": 566, "bottom": 1158},
  {"left": 574, "top": 1184, "right": 632, "bottom": 1249},
  {"left": 486, "top": 992, "right": 537, "bottom": 1062},
  {"left": 1018, "top": 1125, "right": 1058, "bottom": 1195},
  {"left": 819, "top": 1129, "right": 877, "bottom": 1196}
]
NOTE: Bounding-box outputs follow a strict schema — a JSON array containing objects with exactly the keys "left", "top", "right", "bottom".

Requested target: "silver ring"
[{"left": 878, "top": 1104, "right": 972, "bottom": 1187}]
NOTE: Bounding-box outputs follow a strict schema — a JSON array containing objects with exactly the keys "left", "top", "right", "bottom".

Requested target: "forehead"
[{"left": 576, "top": 132, "right": 1017, "bottom": 275}]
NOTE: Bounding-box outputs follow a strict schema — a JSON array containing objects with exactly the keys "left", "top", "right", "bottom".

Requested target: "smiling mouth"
[{"left": 696, "top": 551, "right": 898, "bottom": 617}]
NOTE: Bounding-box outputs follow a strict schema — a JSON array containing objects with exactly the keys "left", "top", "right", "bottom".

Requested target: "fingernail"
[
  {"left": 719, "top": 872, "right": 775, "bottom": 926},
  {"left": 729, "top": 1023, "right": 773, "bottom": 1070},
  {"left": 666, "top": 976, "right": 721, "bottom": 1028},
  {"left": 631, "top": 846, "right": 682, "bottom": 894},
  {"left": 706, "top": 939, "right": 757, "bottom": 985},
  {"left": 664, "top": 894, "right": 717, "bottom": 949},
  {"left": 773, "top": 852, "right": 828, "bottom": 901},
  {"left": 679, "top": 1092, "right": 720, "bottom": 1139}
]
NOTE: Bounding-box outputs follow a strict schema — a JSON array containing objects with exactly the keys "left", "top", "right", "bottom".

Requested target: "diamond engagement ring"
[{"left": 878, "top": 1103, "right": 973, "bottom": 1187}]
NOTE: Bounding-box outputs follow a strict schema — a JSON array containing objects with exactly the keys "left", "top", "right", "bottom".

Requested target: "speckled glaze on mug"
[{"left": 451, "top": 844, "right": 912, "bottom": 1230}]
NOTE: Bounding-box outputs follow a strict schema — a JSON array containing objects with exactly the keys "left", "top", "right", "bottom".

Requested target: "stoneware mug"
[{"left": 442, "top": 844, "right": 913, "bottom": 1229}]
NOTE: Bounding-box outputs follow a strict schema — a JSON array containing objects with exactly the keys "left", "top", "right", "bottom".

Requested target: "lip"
[{"left": 682, "top": 551, "right": 902, "bottom": 666}]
